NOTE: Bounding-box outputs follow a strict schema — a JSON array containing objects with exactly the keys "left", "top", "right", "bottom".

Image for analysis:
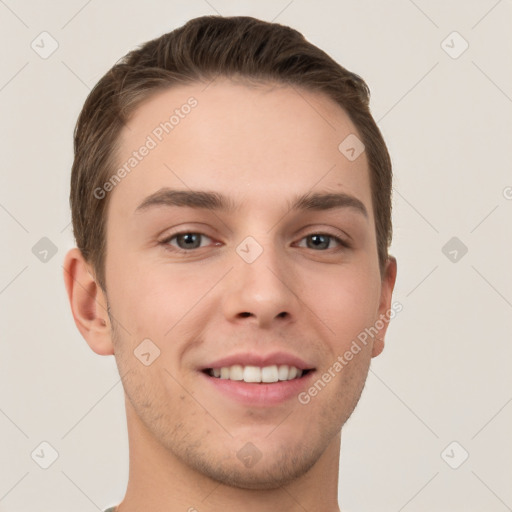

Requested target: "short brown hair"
[{"left": 70, "top": 15, "right": 392, "bottom": 290}]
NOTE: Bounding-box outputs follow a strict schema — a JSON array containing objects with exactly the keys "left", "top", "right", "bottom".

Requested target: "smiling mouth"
[{"left": 203, "top": 364, "right": 314, "bottom": 383}]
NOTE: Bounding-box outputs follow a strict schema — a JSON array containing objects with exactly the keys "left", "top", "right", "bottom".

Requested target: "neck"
[{"left": 116, "top": 397, "right": 342, "bottom": 512}]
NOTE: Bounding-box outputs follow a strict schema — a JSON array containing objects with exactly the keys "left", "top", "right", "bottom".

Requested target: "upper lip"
[{"left": 201, "top": 351, "right": 315, "bottom": 371}]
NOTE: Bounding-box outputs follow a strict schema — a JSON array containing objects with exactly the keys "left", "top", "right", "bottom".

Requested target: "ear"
[
  {"left": 372, "top": 255, "right": 398, "bottom": 358},
  {"left": 63, "top": 248, "right": 114, "bottom": 355}
]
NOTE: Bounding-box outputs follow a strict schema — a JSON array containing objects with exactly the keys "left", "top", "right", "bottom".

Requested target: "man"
[{"left": 64, "top": 15, "right": 397, "bottom": 512}]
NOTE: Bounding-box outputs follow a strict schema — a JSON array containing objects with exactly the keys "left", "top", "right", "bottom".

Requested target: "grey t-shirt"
[{"left": 104, "top": 508, "right": 117, "bottom": 512}]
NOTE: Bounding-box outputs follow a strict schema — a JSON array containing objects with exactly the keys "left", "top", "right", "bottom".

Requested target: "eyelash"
[{"left": 159, "top": 231, "right": 350, "bottom": 254}]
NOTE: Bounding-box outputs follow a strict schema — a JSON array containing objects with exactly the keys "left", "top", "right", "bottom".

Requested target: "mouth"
[
  {"left": 199, "top": 351, "right": 317, "bottom": 405},
  {"left": 202, "top": 364, "right": 314, "bottom": 383},
  {"left": 199, "top": 354, "right": 317, "bottom": 406}
]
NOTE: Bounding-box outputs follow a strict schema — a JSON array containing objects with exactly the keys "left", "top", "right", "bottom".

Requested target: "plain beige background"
[{"left": 1, "top": 1, "right": 511, "bottom": 511}]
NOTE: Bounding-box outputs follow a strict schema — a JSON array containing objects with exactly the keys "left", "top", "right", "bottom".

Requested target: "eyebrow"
[{"left": 135, "top": 188, "right": 368, "bottom": 218}]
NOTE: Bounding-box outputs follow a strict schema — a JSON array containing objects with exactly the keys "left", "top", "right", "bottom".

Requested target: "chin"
[{"left": 180, "top": 437, "right": 321, "bottom": 490}]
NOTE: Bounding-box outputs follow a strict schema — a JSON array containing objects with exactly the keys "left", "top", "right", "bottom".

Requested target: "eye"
[
  {"left": 161, "top": 232, "right": 215, "bottom": 252},
  {"left": 296, "top": 233, "right": 348, "bottom": 251},
  {"left": 159, "top": 231, "right": 349, "bottom": 254}
]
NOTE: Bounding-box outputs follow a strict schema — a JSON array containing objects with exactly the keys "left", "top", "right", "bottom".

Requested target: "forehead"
[{"left": 110, "top": 78, "right": 373, "bottom": 219}]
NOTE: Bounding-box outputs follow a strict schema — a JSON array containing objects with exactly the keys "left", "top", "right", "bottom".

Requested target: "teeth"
[
  {"left": 243, "top": 366, "right": 261, "bottom": 382},
  {"left": 261, "top": 365, "right": 278, "bottom": 383},
  {"left": 208, "top": 364, "right": 307, "bottom": 383},
  {"left": 230, "top": 364, "right": 244, "bottom": 381}
]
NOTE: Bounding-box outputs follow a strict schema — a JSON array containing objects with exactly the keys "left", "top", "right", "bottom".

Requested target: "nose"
[{"left": 221, "top": 236, "right": 300, "bottom": 329}]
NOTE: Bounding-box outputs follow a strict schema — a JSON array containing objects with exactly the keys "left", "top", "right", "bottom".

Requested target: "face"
[{"left": 102, "top": 79, "right": 395, "bottom": 489}]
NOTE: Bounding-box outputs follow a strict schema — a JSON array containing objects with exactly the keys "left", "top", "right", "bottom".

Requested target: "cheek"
[
  {"left": 107, "top": 244, "right": 166, "bottom": 315},
  {"left": 310, "top": 265, "right": 381, "bottom": 344},
  {"left": 106, "top": 253, "right": 219, "bottom": 346}
]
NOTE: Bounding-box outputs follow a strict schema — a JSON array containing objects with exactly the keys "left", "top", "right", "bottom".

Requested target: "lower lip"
[{"left": 200, "top": 370, "right": 316, "bottom": 406}]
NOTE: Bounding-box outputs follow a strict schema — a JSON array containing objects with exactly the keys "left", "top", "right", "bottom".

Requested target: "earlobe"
[
  {"left": 63, "top": 248, "right": 114, "bottom": 356},
  {"left": 371, "top": 256, "right": 398, "bottom": 358},
  {"left": 372, "top": 337, "right": 385, "bottom": 358}
]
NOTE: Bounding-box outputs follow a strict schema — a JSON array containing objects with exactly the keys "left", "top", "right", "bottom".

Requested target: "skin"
[{"left": 64, "top": 78, "right": 397, "bottom": 512}]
